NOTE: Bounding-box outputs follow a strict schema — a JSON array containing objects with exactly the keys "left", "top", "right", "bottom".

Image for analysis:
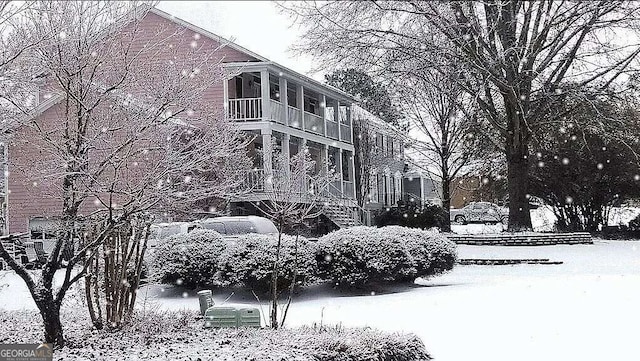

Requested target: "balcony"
[{"left": 225, "top": 70, "right": 353, "bottom": 144}]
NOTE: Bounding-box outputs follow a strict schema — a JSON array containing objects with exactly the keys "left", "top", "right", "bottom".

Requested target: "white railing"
[
  {"left": 241, "top": 169, "right": 265, "bottom": 191},
  {"left": 268, "top": 99, "right": 285, "bottom": 124},
  {"left": 304, "top": 111, "right": 324, "bottom": 135},
  {"left": 228, "top": 98, "right": 262, "bottom": 121},
  {"left": 326, "top": 119, "right": 339, "bottom": 140},
  {"left": 340, "top": 124, "right": 352, "bottom": 143},
  {"left": 287, "top": 106, "right": 302, "bottom": 128}
]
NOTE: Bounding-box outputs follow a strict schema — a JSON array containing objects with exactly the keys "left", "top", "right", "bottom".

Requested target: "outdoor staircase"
[{"left": 322, "top": 202, "right": 362, "bottom": 229}]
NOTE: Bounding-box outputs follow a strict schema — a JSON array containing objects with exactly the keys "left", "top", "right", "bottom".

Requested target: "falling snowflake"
[
  {"left": 565, "top": 196, "right": 574, "bottom": 204},
  {"left": 538, "top": 161, "right": 545, "bottom": 167},
  {"left": 182, "top": 292, "right": 189, "bottom": 298},
  {"left": 190, "top": 40, "right": 198, "bottom": 48},
  {"left": 597, "top": 163, "right": 604, "bottom": 170},
  {"left": 562, "top": 157, "right": 570, "bottom": 165}
]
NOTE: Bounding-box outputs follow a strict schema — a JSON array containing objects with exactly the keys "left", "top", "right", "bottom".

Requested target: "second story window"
[{"left": 269, "top": 75, "right": 280, "bottom": 102}]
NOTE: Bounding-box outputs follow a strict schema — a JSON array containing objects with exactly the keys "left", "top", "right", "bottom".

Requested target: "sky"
[{"left": 156, "top": 1, "right": 320, "bottom": 80}]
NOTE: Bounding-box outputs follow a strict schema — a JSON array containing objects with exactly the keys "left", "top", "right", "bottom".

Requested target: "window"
[{"left": 269, "top": 75, "right": 280, "bottom": 102}]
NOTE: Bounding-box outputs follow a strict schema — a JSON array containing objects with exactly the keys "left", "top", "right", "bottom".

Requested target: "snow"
[{"left": 2, "top": 241, "right": 640, "bottom": 361}]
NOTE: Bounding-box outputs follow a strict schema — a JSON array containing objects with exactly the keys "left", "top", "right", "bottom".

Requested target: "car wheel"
[{"left": 454, "top": 215, "right": 467, "bottom": 225}]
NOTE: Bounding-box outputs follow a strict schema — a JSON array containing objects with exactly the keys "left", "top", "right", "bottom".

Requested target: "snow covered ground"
[{"left": 2, "top": 240, "right": 640, "bottom": 361}]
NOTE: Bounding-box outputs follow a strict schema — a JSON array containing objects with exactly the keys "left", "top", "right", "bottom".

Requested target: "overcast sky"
[{"left": 156, "top": 1, "right": 320, "bottom": 80}]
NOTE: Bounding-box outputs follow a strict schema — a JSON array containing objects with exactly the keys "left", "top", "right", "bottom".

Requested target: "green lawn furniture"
[{"left": 203, "top": 306, "right": 261, "bottom": 328}]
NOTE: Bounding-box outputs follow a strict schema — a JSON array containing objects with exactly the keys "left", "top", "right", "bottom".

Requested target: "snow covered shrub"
[
  {"left": 383, "top": 226, "right": 457, "bottom": 276},
  {"left": 317, "top": 226, "right": 457, "bottom": 286},
  {"left": 150, "top": 230, "right": 226, "bottom": 287},
  {"left": 216, "top": 234, "right": 317, "bottom": 293}
]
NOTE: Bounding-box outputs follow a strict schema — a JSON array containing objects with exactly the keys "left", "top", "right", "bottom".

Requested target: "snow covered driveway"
[{"left": 2, "top": 240, "right": 639, "bottom": 361}]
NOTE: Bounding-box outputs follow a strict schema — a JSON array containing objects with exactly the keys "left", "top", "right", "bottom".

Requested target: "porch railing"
[
  {"left": 228, "top": 98, "right": 262, "bottom": 121},
  {"left": 326, "top": 119, "right": 339, "bottom": 140},
  {"left": 288, "top": 106, "right": 302, "bottom": 128},
  {"left": 304, "top": 111, "right": 324, "bottom": 135},
  {"left": 340, "top": 124, "right": 352, "bottom": 143},
  {"left": 268, "top": 99, "right": 285, "bottom": 125}
]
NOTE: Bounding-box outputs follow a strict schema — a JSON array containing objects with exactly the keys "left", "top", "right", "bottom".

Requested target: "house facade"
[{"left": 0, "top": 7, "right": 365, "bottom": 235}]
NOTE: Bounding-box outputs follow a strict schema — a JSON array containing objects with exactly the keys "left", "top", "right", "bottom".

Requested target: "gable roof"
[
  {"left": 149, "top": 7, "right": 356, "bottom": 103},
  {"left": 148, "top": 7, "right": 269, "bottom": 63}
]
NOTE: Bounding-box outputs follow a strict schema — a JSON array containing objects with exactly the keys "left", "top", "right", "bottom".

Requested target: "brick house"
[{"left": 0, "top": 7, "right": 389, "bottom": 236}]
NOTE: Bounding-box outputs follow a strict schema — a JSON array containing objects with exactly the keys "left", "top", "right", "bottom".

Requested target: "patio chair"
[{"left": 24, "top": 241, "right": 47, "bottom": 270}]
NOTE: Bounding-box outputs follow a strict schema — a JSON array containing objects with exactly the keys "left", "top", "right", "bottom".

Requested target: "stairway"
[{"left": 322, "top": 202, "right": 362, "bottom": 229}]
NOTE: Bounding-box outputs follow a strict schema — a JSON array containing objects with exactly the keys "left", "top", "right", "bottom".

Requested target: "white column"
[
  {"left": 321, "top": 94, "right": 327, "bottom": 136},
  {"left": 260, "top": 70, "right": 270, "bottom": 120},
  {"left": 222, "top": 75, "right": 229, "bottom": 120},
  {"left": 261, "top": 129, "right": 273, "bottom": 192},
  {"left": 336, "top": 100, "right": 341, "bottom": 141},
  {"left": 280, "top": 77, "right": 288, "bottom": 125},
  {"left": 338, "top": 148, "right": 344, "bottom": 197},
  {"left": 346, "top": 105, "right": 352, "bottom": 143},
  {"left": 283, "top": 133, "right": 291, "bottom": 177},
  {"left": 349, "top": 151, "right": 356, "bottom": 199},
  {"left": 420, "top": 177, "right": 426, "bottom": 205},
  {"left": 298, "top": 84, "right": 305, "bottom": 130}
]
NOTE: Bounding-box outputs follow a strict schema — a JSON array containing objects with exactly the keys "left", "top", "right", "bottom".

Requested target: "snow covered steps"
[
  {"left": 458, "top": 258, "right": 563, "bottom": 266},
  {"left": 446, "top": 232, "right": 592, "bottom": 246}
]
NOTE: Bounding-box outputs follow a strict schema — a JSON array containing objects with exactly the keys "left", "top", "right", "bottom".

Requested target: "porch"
[
  {"left": 236, "top": 131, "right": 356, "bottom": 201},
  {"left": 223, "top": 66, "right": 353, "bottom": 144}
]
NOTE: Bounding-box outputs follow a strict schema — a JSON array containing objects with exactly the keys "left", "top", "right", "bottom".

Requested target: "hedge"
[{"left": 316, "top": 226, "right": 457, "bottom": 287}]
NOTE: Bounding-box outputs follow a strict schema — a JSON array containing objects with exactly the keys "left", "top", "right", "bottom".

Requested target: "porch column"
[
  {"left": 349, "top": 151, "right": 356, "bottom": 199},
  {"left": 335, "top": 100, "right": 341, "bottom": 141},
  {"left": 283, "top": 133, "right": 291, "bottom": 177},
  {"left": 260, "top": 70, "right": 270, "bottom": 120},
  {"left": 322, "top": 144, "right": 330, "bottom": 197},
  {"left": 338, "top": 148, "right": 344, "bottom": 197},
  {"left": 298, "top": 84, "right": 305, "bottom": 130},
  {"left": 346, "top": 105, "right": 352, "bottom": 143},
  {"left": 261, "top": 129, "right": 273, "bottom": 192},
  {"left": 321, "top": 94, "right": 327, "bottom": 136},
  {"left": 223, "top": 75, "right": 229, "bottom": 120},
  {"left": 280, "top": 76, "right": 289, "bottom": 125}
]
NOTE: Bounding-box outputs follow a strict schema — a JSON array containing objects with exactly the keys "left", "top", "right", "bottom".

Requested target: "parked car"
[
  {"left": 189, "top": 216, "right": 278, "bottom": 236},
  {"left": 450, "top": 202, "right": 508, "bottom": 224},
  {"left": 148, "top": 221, "right": 193, "bottom": 249}
]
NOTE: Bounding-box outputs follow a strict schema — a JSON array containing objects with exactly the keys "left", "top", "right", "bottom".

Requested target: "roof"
[{"left": 149, "top": 7, "right": 357, "bottom": 103}]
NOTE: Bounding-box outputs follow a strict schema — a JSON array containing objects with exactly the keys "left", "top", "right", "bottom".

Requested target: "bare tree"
[
  {"left": 0, "top": 0, "right": 250, "bottom": 347},
  {"left": 254, "top": 143, "right": 335, "bottom": 329},
  {"left": 396, "top": 66, "right": 485, "bottom": 231},
  {"left": 281, "top": 0, "right": 640, "bottom": 231}
]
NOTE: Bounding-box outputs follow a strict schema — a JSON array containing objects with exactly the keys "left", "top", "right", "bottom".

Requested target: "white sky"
[{"left": 156, "top": 1, "right": 320, "bottom": 80}]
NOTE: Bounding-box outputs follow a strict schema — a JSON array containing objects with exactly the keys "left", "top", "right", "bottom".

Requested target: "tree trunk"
[
  {"left": 441, "top": 177, "right": 452, "bottom": 232},
  {"left": 506, "top": 146, "right": 532, "bottom": 232},
  {"left": 270, "top": 219, "right": 283, "bottom": 329},
  {"left": 36, "top": 291, "right": 64, "bottom": 348}
]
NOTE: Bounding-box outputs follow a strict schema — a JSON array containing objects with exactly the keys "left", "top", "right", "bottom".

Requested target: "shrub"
[
  {"left": 317, "top": 226, "right": 457, "bottom": 287},
  {"left": 151, "top": 231, "right": 316, "bottom": 292},
  {"left": 216, "top": 234, "right": 317, "bottom": 293},
  {"left": 150, "top": 230, "right": 225, "bottom": 287},
  {"left": 374, "top": 203, "right": 448, "bottom": 229},
  {"left": 383, "top": 226, "right": 457, "bottom": 276},
  {"left": 0, "top": 309, "right": 433, "bottom": 360}
]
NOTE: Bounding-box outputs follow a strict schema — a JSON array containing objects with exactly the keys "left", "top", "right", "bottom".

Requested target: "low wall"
[{"left": 445, "top": 232, "right": 592, "bottom": 246}]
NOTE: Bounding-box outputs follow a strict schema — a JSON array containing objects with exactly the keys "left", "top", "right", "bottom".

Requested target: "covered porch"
[
  {"left": 237, "top": 130, "right": 356, "bottom": 201},
  {"left": 223, "top": 64, "right": 353, "bottom": 144}
]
